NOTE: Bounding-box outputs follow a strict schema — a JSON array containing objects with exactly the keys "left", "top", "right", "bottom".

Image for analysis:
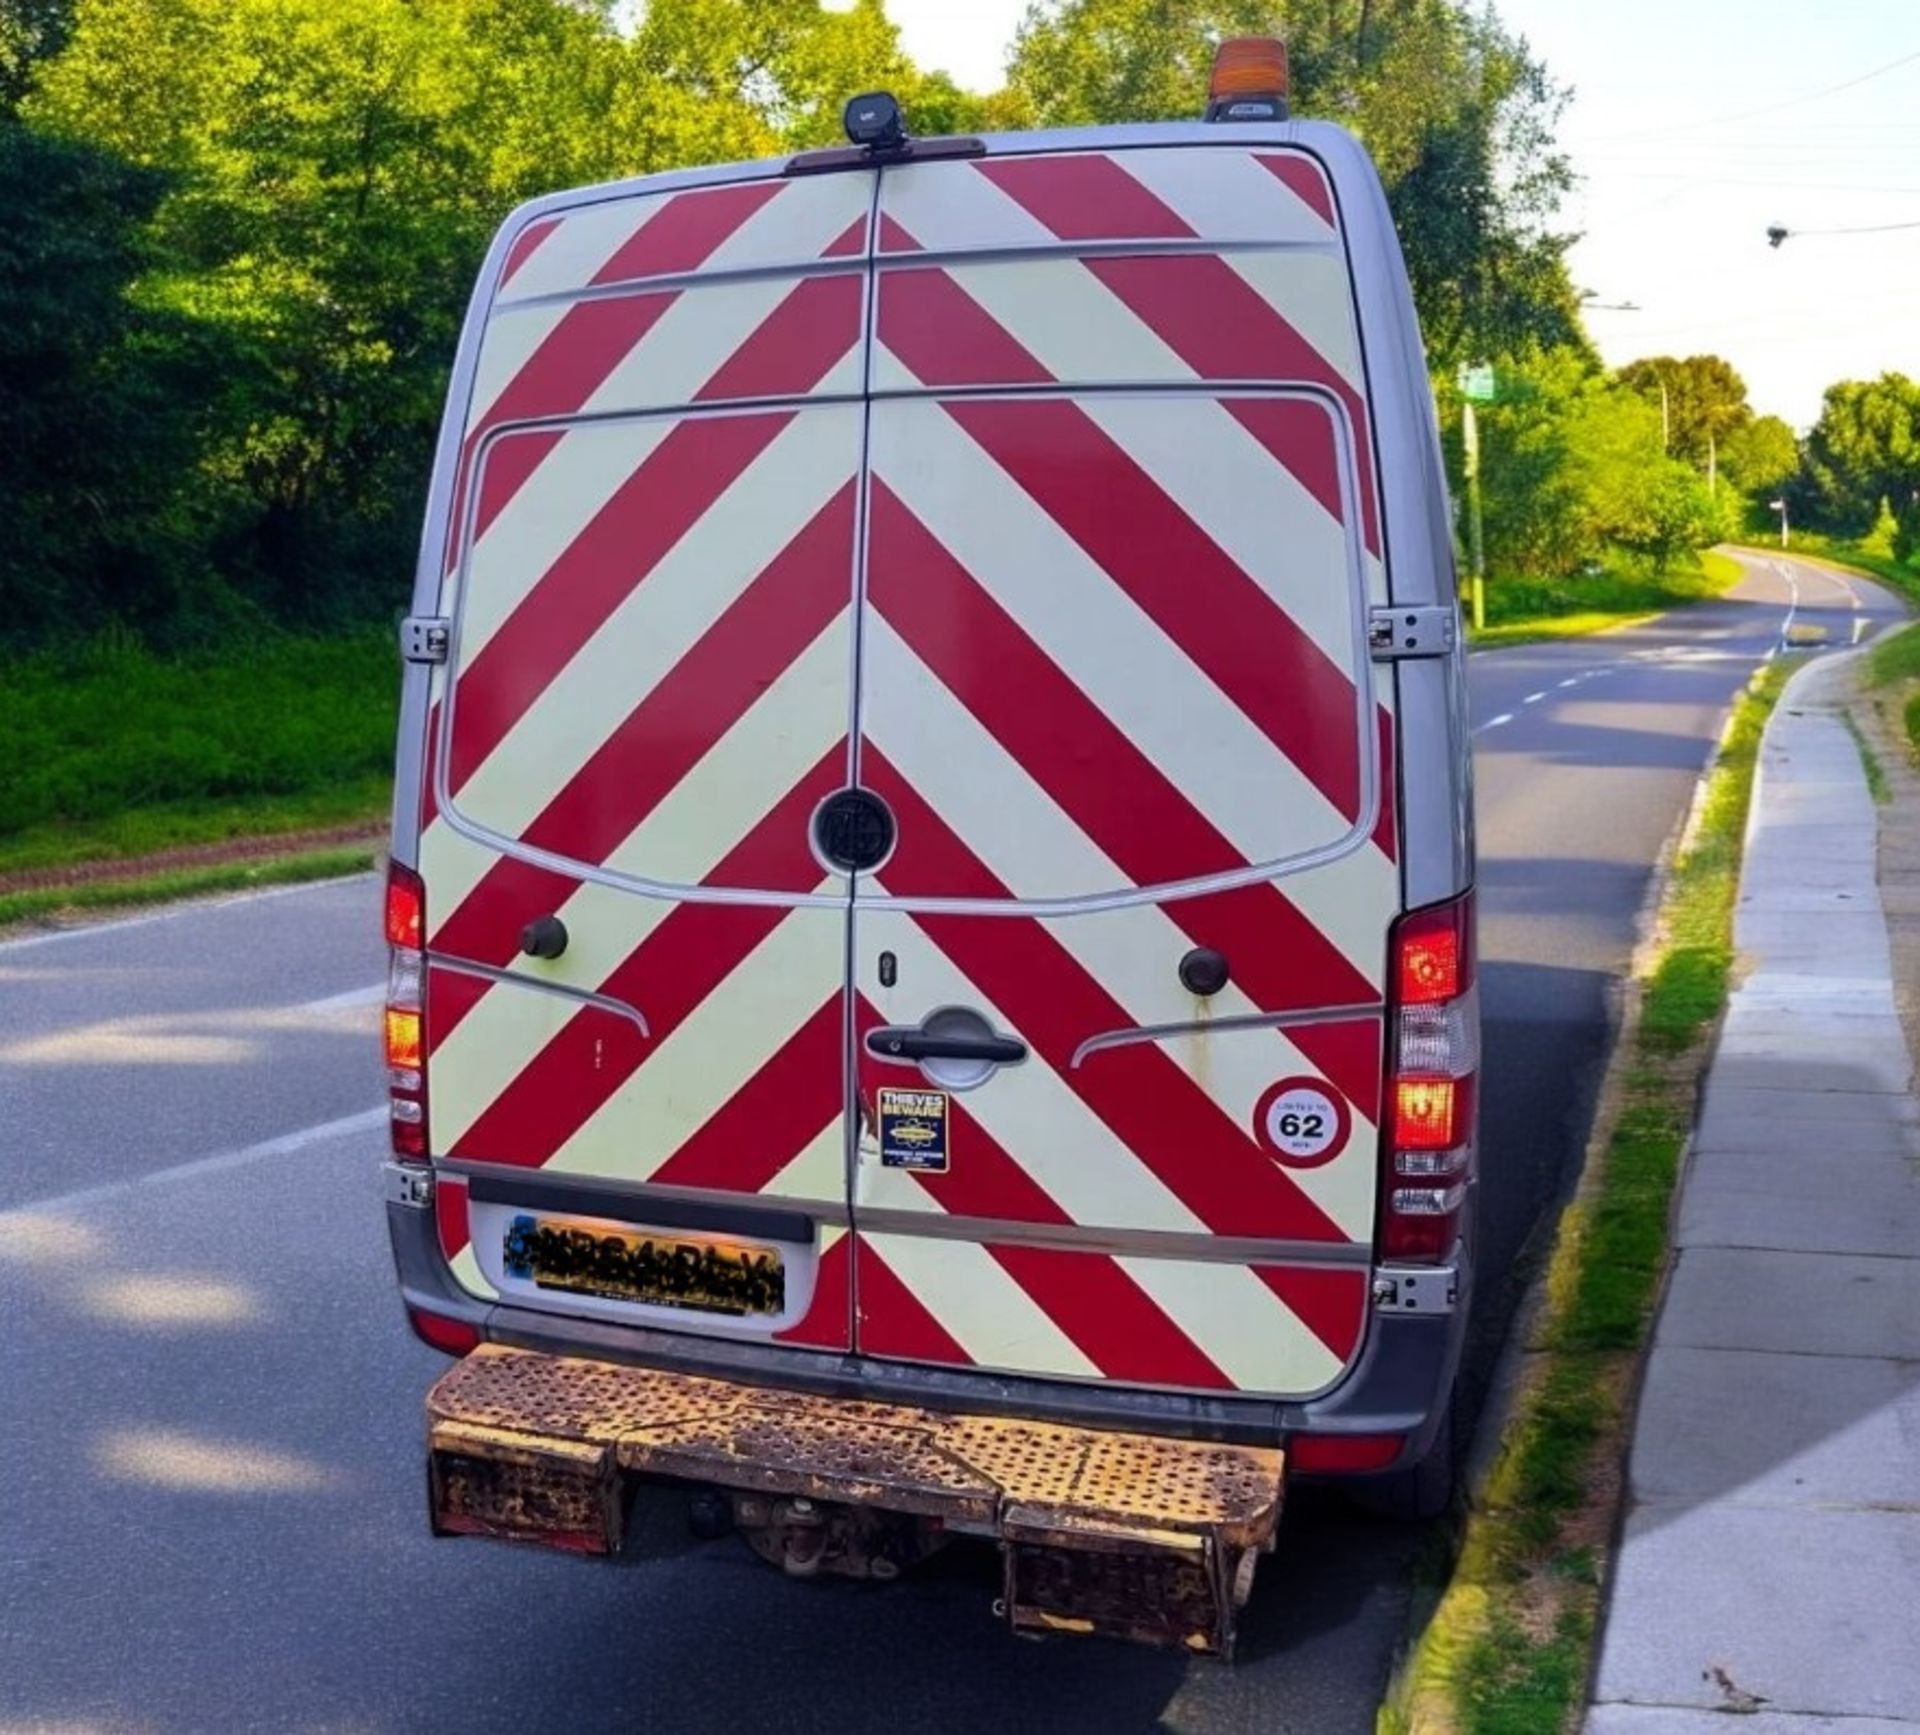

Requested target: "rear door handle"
[{"left": 865, "top": 1028, "right": 1027, "bottom": 1065}]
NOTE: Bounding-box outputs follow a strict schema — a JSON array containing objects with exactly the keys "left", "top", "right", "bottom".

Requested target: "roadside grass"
[
  {"left": 1382, "top": 656, "right": 1795, "bottom": 1735},
  {"left": 1863, "top": 623, "right": 1920, "bottom": 765},
  {"left": 1842, "top": 710, "right": 1892, "bottom": 804},
  {"left": 1869, "top": 621, "right": 1920, "bottom": 686},
  {"left": 1469, "top": 549, "right": 1742, "bottom": 649},
  {"left": 0, "top": 630, "right": 398, "bottom": 876},
  {"left": 0, "top": 845, "right": 380, "bottom": 931}
]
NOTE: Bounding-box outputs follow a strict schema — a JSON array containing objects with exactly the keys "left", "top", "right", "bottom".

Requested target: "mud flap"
[
  {"left": 1001, "top": 1508, "right": 1254, "bottom": 1658},
  {"left": 425, "top": 1345, "right": 1284, "bottom": 1656},
  {"left": 428, "top": 1420, "right": 621, "bottom": 1555}
]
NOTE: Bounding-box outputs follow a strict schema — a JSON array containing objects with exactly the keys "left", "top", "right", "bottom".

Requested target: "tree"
[
  {"left": 0, "top": 116, "right": 232, "bottom": 647},
  {"left": 26, "top": 0, "right": 649, "bottom": 627},
  {"left": 1860, "top": 496, "right": 1902, "bottom": 561},
  {"left": 1718, "top": 414, "right": 1798, "bottom": 497},
  {"left": 1800, "top": 373, "right": 1920, "bottom": 541},
  {"left": 0, "top": 0, "right": 71, "bottom": 111},
  {"left": 1612, "top": 464, "right": 1726, "bottom": 573},
  {"left": 1469, "top": 348, "right": 1595, "bottom": 578},
  {"left": 1615, "top": 354, "right": 1750, "bottom": 469},
  {"left": 1003, "top": 0, "right": 1583, "bottom": 366},
  {"left": 1470, "top": 347, "right": 1723, "bottom": 577},
  {"left": 621, "top": 0, "right": 991, "bottom": 166},
  {"left": 23, "top": 0, "right": 989, "bottom": 637}
]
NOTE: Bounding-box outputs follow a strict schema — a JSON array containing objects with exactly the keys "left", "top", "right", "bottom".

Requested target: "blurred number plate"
[{"left": 502, "top": 1214, "right": 785, "bottom": 1317}]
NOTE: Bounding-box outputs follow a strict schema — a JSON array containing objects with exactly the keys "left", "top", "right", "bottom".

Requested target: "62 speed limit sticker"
[{"left": 1253, "top": 1077, "right": 1352, "bottom": 1168}]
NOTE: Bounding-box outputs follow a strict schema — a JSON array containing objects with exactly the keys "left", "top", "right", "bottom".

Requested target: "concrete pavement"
[{"left": 1589, "top": 651, "right": 1920, "bottom": 1729}]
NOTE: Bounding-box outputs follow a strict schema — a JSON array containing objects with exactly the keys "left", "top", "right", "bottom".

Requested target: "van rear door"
[
  {"left": 848, "top": 145, "right": 1397, "bottom": 1398},
  {"left": 414, "top": 169, "right": 873, "bottom": 1350}
]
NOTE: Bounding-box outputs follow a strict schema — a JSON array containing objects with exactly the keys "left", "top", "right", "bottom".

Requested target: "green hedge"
[{"left": 0, "top": 629, "right": 398, "bottom": 840}]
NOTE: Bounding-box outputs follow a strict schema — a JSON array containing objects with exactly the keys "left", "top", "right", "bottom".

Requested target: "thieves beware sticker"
[
  {"left": 878, "top": 1087, "right": 949, "bottom": 1172},
  {"left": 1254, "top": 1077, "right": 1352, "bottom": 1168}
]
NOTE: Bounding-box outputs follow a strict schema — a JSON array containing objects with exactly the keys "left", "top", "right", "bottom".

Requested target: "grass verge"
[
  {"left": 0, "top": 630, "right": 397, "bottom": 876},
  {"left": 1864, "top": 622, "right": 1920, "bottom": 764},
  {"left": 0, "top": 845, "right": 379, "bottom": 932},
  {"left": 1842, "top": 710, "right": 1891, "bottom": 804},
  {"left": 1380, "top": 655, "right": 1796, "bottom": 1735},
  {"left": 1468, "top": 549, "right": 1743, "bottom": 649}
]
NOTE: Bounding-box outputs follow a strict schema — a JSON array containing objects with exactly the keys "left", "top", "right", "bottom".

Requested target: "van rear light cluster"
[
  {"left": 1287, "top": 1432, "right": 1405, "bottom": 1475},
  {"left": 385, "top": 862, "right": 429, "bottom": 1162},
  {"left": 1381, "top": 894, "right": 1477, "bottom": 1262}
]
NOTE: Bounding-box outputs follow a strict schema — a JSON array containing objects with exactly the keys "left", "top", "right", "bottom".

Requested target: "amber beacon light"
[{"left": 1205, "top": 36, "right": 1291, "bottom": 122}]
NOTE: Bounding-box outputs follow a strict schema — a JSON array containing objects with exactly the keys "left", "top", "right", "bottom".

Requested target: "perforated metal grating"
[{"left": 429, "top": 1346, "right": 1284, "bottom": 1546}]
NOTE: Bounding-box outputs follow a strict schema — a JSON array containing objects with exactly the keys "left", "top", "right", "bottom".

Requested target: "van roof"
[{"left": 486, "top": 118, "right": 1377, "bottom": 257}]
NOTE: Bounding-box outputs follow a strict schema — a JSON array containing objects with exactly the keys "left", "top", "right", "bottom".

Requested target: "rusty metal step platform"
[{"left": 426, "top": 1344, "right": 1286, "bottom": 1656}]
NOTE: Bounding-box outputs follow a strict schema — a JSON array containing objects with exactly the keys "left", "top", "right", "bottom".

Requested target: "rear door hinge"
[
  {"left": 1370, "top": 1266, "right": 1458, "bottom": 1314},
  {"left": 385, "top": 1162, "right": 434, "bottom": 1208},
  {"left": 1369, "top": 606, "right": 1456, "bottom": 661},
  {"left": 402, "top": 616, "right": 450, "bottom": 665}
]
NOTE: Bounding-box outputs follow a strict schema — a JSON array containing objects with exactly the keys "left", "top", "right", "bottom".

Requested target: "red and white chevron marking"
[{"left": 417, "top": 147, "right": 1393, "bottom": 1396}]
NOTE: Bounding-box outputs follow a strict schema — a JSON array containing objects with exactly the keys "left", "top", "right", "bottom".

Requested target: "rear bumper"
[
  {"left": 427, "top": 1340, "right": 1285, "bottom": 1653},
  {"left": 388, "top": 1192, "right": 1466, "bottom": 1472}
]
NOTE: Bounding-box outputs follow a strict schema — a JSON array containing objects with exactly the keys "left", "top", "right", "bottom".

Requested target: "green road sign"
[{"left": 1457, "top": 363, "right": 1496, "bottom": 404}]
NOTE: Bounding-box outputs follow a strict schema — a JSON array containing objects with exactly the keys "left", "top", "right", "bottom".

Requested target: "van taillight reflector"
[
  {"left": 1380, "top": 1209, "right": 1453, "bottom": 1264},
  {"left": 385, "top": 862, "right": 429, "bottom": 1164},
  {"left": 1209, "top": 36, "right": 1290, "bottom": 102},
  {"left": 1381, "top": 893, "right": 1477, "bottom": 1264},
  {"left": 386, "top": 868, "right": 423, "bottom": 950},
  {"left": 1288, "top": 1432, "right": 1404, "bottom": 1475},
  {"left": 408, "top": 1306, "right": 480, "bottom": 1357}
]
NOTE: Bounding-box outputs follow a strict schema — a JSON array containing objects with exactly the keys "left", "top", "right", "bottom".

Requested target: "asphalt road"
[{"left": 0, "top": 551, "right": 1902, "bottom": 1734}]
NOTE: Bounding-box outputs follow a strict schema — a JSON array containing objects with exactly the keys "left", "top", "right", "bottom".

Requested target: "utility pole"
[
  {"left": 1708, "top": 429, "right": 1716, "bottom": 495},
  {"left": 1456, "top": 363, "right": 1496, "bottom": 632},
  {"left": 1462, "top": 396, "right": 1486, "bottom": 632}
]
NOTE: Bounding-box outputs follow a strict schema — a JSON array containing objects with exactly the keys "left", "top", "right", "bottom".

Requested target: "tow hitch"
[{"left": 427, "top": 1345, "right": 1285, "bottom": 1657}]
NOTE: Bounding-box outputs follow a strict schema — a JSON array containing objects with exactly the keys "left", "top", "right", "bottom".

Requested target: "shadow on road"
[{"left": 0, "top": 1132, "right": 1422, "bottom": 1735}]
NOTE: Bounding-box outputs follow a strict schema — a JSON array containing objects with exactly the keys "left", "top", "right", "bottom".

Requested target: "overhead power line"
[
  {"left": 1591, "top": 45, "right": 1920, "bottom": 144},
  {"left": 1771, "top": 216, "right": 1920, "bottom": 244}
]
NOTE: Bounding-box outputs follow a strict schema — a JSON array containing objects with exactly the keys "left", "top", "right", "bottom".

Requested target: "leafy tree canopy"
[
  {"left": 1468, "top": 347, "right": 1730, "bottom": 577},
  {"left": 0, "top": 116, "right": 230, "bottom": 643},
  {"left": 1718, "top": 414, "right": 1798, "bottom": 498},
  {"left": 1615, "top": 353, "right": 1751, "bottom": 467},
  {"left": 0, "top": 0, "right": 71, "bottom": 111},
  {"left": 1800, "top": 372, "right": 1920, "bottom": 539},
  {"left": 1004, "top": 0, "right": 1583, "bottom": 366}
]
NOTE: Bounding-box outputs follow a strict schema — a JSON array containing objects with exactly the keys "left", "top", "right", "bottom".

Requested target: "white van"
[{"left": 383, "top": 39, "right": 1475, "bottom": 1655}]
